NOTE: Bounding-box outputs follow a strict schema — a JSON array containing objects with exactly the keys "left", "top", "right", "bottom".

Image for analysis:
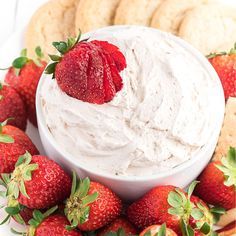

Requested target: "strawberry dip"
[{"left": 40, "top": 26, "right": 220, "bottom": 177}]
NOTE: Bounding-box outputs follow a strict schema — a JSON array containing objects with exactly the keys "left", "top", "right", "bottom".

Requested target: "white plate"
[{"left": 0, "top": 0, "right": 235, "bottom": 234}]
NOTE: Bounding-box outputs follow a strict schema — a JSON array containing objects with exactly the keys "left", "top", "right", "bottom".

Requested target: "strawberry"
[
  {"left": 98, "top": 217, "right": 138, "bottom": 236},
  {"left": 10, "top": 206, "right": 82, "bottom": 236},
  {"left": 139, "top": 223, "right": 177, "bottom": 236},
  {"left": 4, "top": 47, "right": 47, "bottom": 126},
  {"left": 45, "top": 32, "right": 126, "bottom": 104},
  {"left": 0, "top": 123, "right": 39, "bottom": 174},
  {"left": 4, "top": 152, "right": 71, "bottom": 209},
  {"left": 65, "top": 173, "right": 122, "bottom": 231},
  {"left": 208, "top": 43, "right": 236, "bottom": 100},
  {"left": 194, "top": 147, "right": 236, "bottom": 210},
  {"left": 28, "top": 208, "right": 82, "bottom": 236},
  {"left": 127, "top": 182, "right": 213, "bottom": 236},
  {"left": 0, "top": 83, "right": 27, "bottom": 130}
]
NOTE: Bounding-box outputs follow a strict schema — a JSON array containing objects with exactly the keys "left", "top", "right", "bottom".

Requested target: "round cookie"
[
  {"left": 150, "top": 0, "right": 208, "bottom": 35},
  {"left": 114, "top": 0, "right": 163, "bottom": 26},
  {"left": 75, "top": 0, "right": 120, "bottom": 33},
  {"left": 178, "top": 4, "right": 236, "bottom": 55},
  {"left": 25, "top": 0, "right": 78, "bottom": 61}
]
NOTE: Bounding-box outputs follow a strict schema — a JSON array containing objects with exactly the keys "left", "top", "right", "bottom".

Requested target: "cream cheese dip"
[{"left": 40, "top": 26, "right": 220, "bottom": 177}]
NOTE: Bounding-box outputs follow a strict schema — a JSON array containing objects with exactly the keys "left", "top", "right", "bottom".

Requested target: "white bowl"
[{"left": 36, "top": 26, "right": 225, "bottom": 201}]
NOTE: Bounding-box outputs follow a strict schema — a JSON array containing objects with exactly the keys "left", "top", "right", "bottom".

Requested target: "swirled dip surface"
[{"left": 40, "top": 26, "right": 219, "bottom": 176}]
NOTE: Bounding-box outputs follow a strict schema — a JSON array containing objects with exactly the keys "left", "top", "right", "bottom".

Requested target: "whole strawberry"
[
  {"left": 5, "top": 47, "right": 47, "bottom": 126},
  {"left": 208, "top": 43, "right": 236, "bottom": 100},
  {"left": 194, "top": 147, "right": 236, "bottom": 210},
  {"left": 5, "top": 152, "right": 71, "bottom": 209},
  {"left": 45, "top": 32, "right": 127, "bottom": 104},
  {"left": 98, "top": 217, "right": 138, "bottom": 236},
  {"left": 65, "top": 173, "right": 122, "bottom": 231},
  {"left": 127, "top": 182, "right": 213, "bottom": 236},
  {"left": 27, "top": 209, "right": 82, "bottom": 236},
  {"left": 0, "top": 122, "right": 39, "bottom": 174},
  {"left": 0, "top": 83, "right": 27, "bottom": 130}
]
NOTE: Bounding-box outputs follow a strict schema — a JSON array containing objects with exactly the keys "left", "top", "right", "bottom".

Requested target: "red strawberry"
[
  {"left": 139, "top": 223, "right": 177, "bottom": 236},
  {"left": 65, "top": 173, "right": 122, "bottom": 231},
  {"left": 45, "top": 32, "right": 126, "bottom": 104},
  {"left": 208, "top": 43, "right": 236, "bottom": 100},
  {"left": 92, "top": 40, "right": 127, "bottom": 72},
  {"left": 0, "top": 123, "right": 39, "bottom": 174},
  {"left": 194, "top": 147, "right": 236, "bottom": 210},
  {"left": 5, "top": 152, "right": 71, "bottom": 209},
  {"left": 98, "top": 217, "right": 138, "bottom": 236},
  {"left": 32, "top": 214, "right": 82, "bottom": 236},
  {"left": 4, "top": 47, "right": 47, "bottom": 126},
  {"left": 127, "top": 182, "right": 213, "bottom": 236},
  {"left": 0, "top": 83, "right": 27, "bottom": 130},
  {"left": 23, "top": 206, "right": 82, "bottom": 236}
]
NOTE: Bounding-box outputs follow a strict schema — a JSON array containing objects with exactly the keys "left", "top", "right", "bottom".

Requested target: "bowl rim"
[{"left": 36, "top": 25, "right": 225, "bottom": 182}]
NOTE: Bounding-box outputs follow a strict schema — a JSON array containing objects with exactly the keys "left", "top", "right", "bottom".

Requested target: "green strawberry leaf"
[
  {"left": 77, "top": 177, "right": 90, "bottom": 198},
  {"left": 5, "top": 206, "right": 21, "bottom": 215},
  {"left": 82, "top": 192, "right": 99, "bottom": 206},
  {"left": 71, "top": 171, "right": 78, "bottom": 196},
  {"left": 52, "top": 42, "right": 68, "bottom": 54},
  {"left": 158, "top": 223, "right": 166, "bottom": 236},
  {"left": 187, "top": 181, "right": 199, "bottom": 199},
  {"left": 20, "top": 49, "right": 27, "bottom": 57},
  {"left": 210, "top": 207, "right": 226, "bottom": 214},
  {"left": 200, "top": 222, "right": 211, "bottom": 235},
  {"left": 0, "top": 134, "right": 14, "bottom": 143},
  {"left": 43, "top": 205, "right": 58, "bottom": 218},
  {"left": 15, "top": 155, "right": 27, "bottom": 167},
  {"left": 191, "top": 208, "right": 204, "bottom": 220},
  {"left": 19, "top": 180, "right": 28, "bottom": 199},
  {"left": 168, "top": 191, "right": 183, "bottom": 208},
  {"left": 12, "top": 57, "right": 28, "bottom": 69},
  {"left": 227, "top": 147, "right": 236, "bottom": 167},
  {"left": 168, "top": 207, "right": 184, "bottom": 216},
  {"left": 143, "top": 230, "right": 152, "bottom": 236},
  {"left": 210, "top": 207, "right": 226, "bottom": 224},
  {"left": 35, "top": 46, "right": 44, "bottom": 58},
  {"left": 175, "top": 188, "right": 187, "bottom": 205},
  {"left": 215, "top": 147, "right": 236, "bottom": 189},
  {"left": 33, "top": 210, "right": 44, "bottom": 223},
  {"left": 48, "top": 54, "right": 61, "bottom": 62},
  {"left": 1, "top": 173, "right": 11, "bottom": 185},
  {"left": 44, "top": 62, "right": 57, "bottom": 76},
  {"left": 28, "top": 218, "right": 39, "bottom": 228}
]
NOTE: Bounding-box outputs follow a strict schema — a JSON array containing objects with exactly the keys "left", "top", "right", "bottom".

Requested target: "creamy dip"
[{"left": 40, "top": 26, "right": 219, "bottom": 176}]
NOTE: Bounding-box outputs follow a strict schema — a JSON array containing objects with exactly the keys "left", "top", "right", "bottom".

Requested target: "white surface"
[{"left": 0, "top": 0, "right": 235, "bottom": 235}]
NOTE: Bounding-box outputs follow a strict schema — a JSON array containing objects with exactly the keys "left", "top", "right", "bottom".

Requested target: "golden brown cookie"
[
  {"left": 114, "top": 0, "right": 163, "bottom": 26},
  {"left": 75, "top": 0, "right": 120, "bottom": 33},
  {"left": 25, "top": 0, "right": 78, "bottom": 61},
  {"left": 150, "top": 0, "right": 208, "bottom": 35},
  {"left": 213, "top": 97, "right": 236, "bottom": 161},
  {"left": 178, "top": 4, "right": 236, "bottom": 55}
]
